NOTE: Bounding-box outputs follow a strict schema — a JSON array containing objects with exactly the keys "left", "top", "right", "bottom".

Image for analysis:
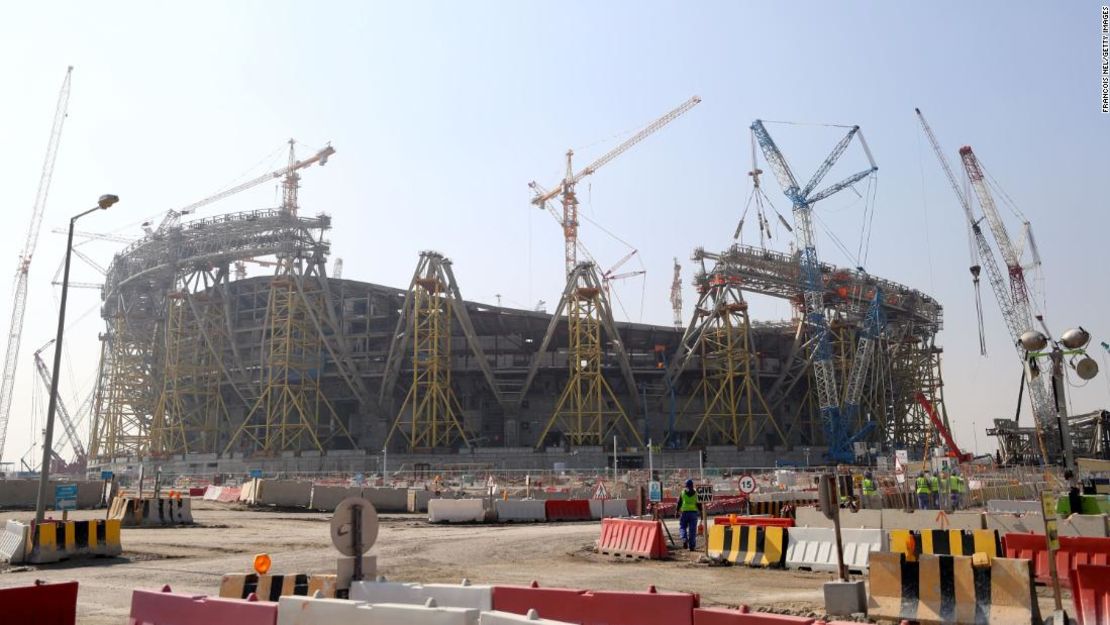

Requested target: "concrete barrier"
[
  {"left": 252, "top": 479, "right": 313, "bottom": 508},
  {"left": 881, "top": 508, "right": 984, "bottom": 531},
  {"left": 311, "top": 485, "right": 363, "bottom": 511},
  {"left": 363, "top": 487, "right": 410, "bottom": 513},
  {"left": 359, "top": 602, "right": 479, "bottom": 625},
  {"left": 601, "top": 499, "right": 630, "bottom": 518},
  {"left": 429, "top": 499, "right": 487, "bottom": 523},
  {"left": 887, "top": 529, "right": 1002, "bottom": 559},
  {"left": 869, "top": 551, "right": 1040, "bottom": 624},
  {"left": 588, "top": 499, "right": 603, "bottom": 520},
  {"left": 706, "top": 524, "right": 786, "bottom": 567},
  {"left": 279, "top": 594, "right": 363, "bottom": 625},
  {"left": 203, "top": 485, "right": 223, "bottom": 500},
  {"left": 409, "top": 489, "right": 434, "bottom": 513},
  {"left": 794, "top": 506, "right": 881, "bottom": 529},
  {"left": 480, "top": 609, "right": 577, "bottom": 625},
  {"left": 109, "top": 496, "right": 193, "bottom": 526},
  {"left": 351, "top": 579, "right": 427, "bottom": 604},
  {"left": 0, "top": 479, "right": 101, "bottom": 509},
  {"left": 988, "top": 499, "right": 1041, "bottom": 513},
  {"left": 986, "top": 512, "right": 1046, "bottom": 535},
  {"left": 220, "top": 573, "right": 337, "bottom": 600},
  {"left": 1060, "top": 514, "right": 1109, "bottom": 537},
  {"left": 132, "top": 586, "right": 277, "bottom": 625},
  {"left": 784, "top": 527, "right": 882, "bottom": 573},
  {"left": 495, "top": 500, "right": 547, "bottom": 523}
]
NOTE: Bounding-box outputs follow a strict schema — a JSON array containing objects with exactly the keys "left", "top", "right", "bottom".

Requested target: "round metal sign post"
[
  {"left": 331, "top": 497, "right": 379, "bottom": 582},
  {"left": 738, "top": 474, "right": 757, "bottom": 495}
]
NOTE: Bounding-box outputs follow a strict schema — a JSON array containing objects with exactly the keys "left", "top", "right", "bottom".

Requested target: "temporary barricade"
[
  {"left": 1002, "top": 532, "right": 1110, "bottom": 587},
  {"left": 358, "top": 601, "right": 478, "bottom": 625},
  {"left": 712, "top": 515, "right": 793, "bottom": 528},
  {"left": 543, "top": 499, "right": 591, "bottom": 522},
  {"left": 219, "top": 573, "right": 337, "bottom": 601},
  {"left": 349, "top": 578, "right": 493, "bottom": 611},
  {"left": 596, "top": 518, "right": 667, "bottom": 559},
  {"left": 187, "top": 487, "right": 206, "bottom": 497},
  {"left": 881, "top": 509, "right": 985, "bottom": 531},
  {"left": 111, "top": 497, "right": 194, "bottom": 526},
  {"left": 783, "top": 527, "right": 882, "bottom": 573},
  {"left": 887, "top": 529, "right": 1001, "bottom": 560},
  {"left": 129, "top": 585, "right": 277, "bottom": 625},
  {"left": 491, "top": 582, "right": 698, "bottom": 625},
  {"left": 601, "top": 499, "right": 631, "bottom": 518},
  {"left": 429, "top": 499, "right": 487, "bottom": 523},
  {"left": 1071, "top": 563, "right": 1110, "bottom": 625},
  {"left": 706, "top": 524, "right": 787, "bottom": 568},
  {"left": 868, "top": 551, "right": 1040, "bottom": 624},
  {"left": 217, "top": 486, "right": 242, "bottom": 503},
  {"left": 0, "top": 580, "right": 78, "bottom": 625},
  {"left": 692, "top": 606, "right": 815, "bottom": 624},
  {"left": 480, "top": 609, "right": 578, "bottom": 625},
  {"left": 0, "top": 519, "right": 29, "bottom": 563},
  {"left": 203, "top": 486, "right": 223, "bottom": 501},
  {"left": 28, "top": 520, "right": 61, "bottom": 564},
  {"left": 277, "top": 595, "right": 360, "bottom": 625},
  {"left": 495, "top": 500, "right": 547, "bottom": 523}
]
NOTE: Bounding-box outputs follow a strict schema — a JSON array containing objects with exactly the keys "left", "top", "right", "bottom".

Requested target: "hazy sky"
[{"left": 1, "top": 2, "right": 1107, "bottom": 464}]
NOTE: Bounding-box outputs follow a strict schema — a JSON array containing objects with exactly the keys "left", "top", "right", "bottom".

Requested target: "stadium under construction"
[{"left": 85, "top": 203, "right": 950, "bottom": 474}]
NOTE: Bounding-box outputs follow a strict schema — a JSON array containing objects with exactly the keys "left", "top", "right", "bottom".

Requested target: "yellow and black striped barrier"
[
  {"left": 219, "top": 573, "right": 337, "bottom": 600},
  {"left": 887, "top": 529, "right": 1001, "bottom": 561},
  {"left": 868, "top": 551, "right": 1040, "bottom": 624},
  {"left": 706, "top": 524, "right": 787, "bottom": 567}
]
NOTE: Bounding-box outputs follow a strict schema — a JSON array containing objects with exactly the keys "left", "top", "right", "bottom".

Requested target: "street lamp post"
[{"left": 34, "top": 194, "right": 120, "bottom": 524}]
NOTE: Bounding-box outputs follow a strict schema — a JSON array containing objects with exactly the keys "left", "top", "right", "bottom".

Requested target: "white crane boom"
[
  {"left": 0, "top": 66, "right": 72, "bottom": 462},
  {"left": 33, "top": 341, "right": 84, "bottom": 458}
]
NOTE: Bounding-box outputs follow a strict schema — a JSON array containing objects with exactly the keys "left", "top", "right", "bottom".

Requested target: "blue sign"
[
  {"left": 648, "top": 480, "right": 662, "bottom": 503},
  {"left": 249, "top": 469, "right": 263, "bottom": 479},
  {"left": 55, "top": 483, "right": 78, "bottom": 511},
  {"left": 100, "top": 470, "right": 114, "bottom": 480}
]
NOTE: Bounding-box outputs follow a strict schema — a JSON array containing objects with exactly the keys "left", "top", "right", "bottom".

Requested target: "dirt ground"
[{"left": 0, "top": 501, "right": 1065, "bottom": 624}]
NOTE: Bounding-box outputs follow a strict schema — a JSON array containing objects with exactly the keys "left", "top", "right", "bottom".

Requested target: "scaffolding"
[
  {"left": 526, "top": 263, "right": 643, "bottom": 448},
  {"left": 223, "top": 265, "right": 355, "bottom": 455},
  {"left": 384, "top": 253, "right": 470, "bottom": 449},
  {"left": 89, "top": 312, "right": 152, "bottom": 460},
  {"left": 672, "top": 266, "right": 784, "bottom": 447}
]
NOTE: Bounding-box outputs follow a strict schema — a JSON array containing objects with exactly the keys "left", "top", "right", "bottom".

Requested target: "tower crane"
[
  {"left": 529, "top": 96, "right": 701, "bottom": 277},
  {"left": 670, "top": 258, "right": 683, "bottom": 328},
  {"left": 750, "top": 120, "right": 878, "bottom": 463},
  {"left": 32, "top": 340, "right": 85, "bottom": 461},
  {"left": 915, "top": 109, "right": 1056, "bottom": 455},
  {"left": 154, "top": 139, "right": 334, "bottom": 234},
  {"left": 0, "top": 66, "right": 72, "bottom": 462}
]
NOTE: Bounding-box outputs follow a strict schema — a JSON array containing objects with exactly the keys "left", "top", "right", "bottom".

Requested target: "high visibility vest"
[
  {"left": 915, "top": 477, "right": 930, "bottom": 494},
  {"left": 679, "top": 490, "right": 700, "bottom": 512},
  {"left": 929, "top": 476, "right": 940, "bottom": 493},
  {"left": 949, "top": 476, "right": 964, "bottom": 493},
  {"left": 862, "top": 478, "right": 876, "bottom": 495}
]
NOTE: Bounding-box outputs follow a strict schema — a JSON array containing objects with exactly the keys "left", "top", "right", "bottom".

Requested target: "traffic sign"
[
  {"left": 695, "top": 485, "right": 713, "bottom": 503},
  {"left": 648, "top": 481, "right": 662, "bottom": 502},
  {"left": 100, "top": 470, "right": 113, "bottom": 480},
  {"left": 331, "top": 497, "right": 379, "bottom": 557},
  {"left": 249, "top": 469, "right": 263, "bottom": 479},
  {"left": 54, "top": 483, "right": 77, "bottom": 511},
  {"left": 737, "top": 474, "right": 757, "bottom": 495}
]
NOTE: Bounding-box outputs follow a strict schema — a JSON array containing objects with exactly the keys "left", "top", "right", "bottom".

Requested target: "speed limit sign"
[{"left": 738, "top": 474, "right": 757, "bottom": 495}]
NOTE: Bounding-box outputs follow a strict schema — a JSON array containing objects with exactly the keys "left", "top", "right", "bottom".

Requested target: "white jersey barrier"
[
  {"left": 351, "top": 578, "right": 492, "bottom": 611},
  {"left": 494, "top": 500, "right": 546, "bottom": 523},
  {"left": 601, "top": 499, "right": 630, "bottom": 518},
  {"left": 429, "top": 499, "right": 487, "bottom": 523},
  {"left": 784, "top": 527, "right": 883, "bottom": 573},
  {"left": 279, "top": 594, "right": 555, "bottom": 625}
]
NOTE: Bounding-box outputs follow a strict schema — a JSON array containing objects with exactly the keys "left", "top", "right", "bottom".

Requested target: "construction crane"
[
  {"left": 529, "top": 96, "right": 701, "bottom": 277},
  {"left": 841, "top": 288, "right": 883, "bottom": 444},
  {"left": 32, "top": 341, "right": 85, "bottom": 461},
  {"left": 915, "top": 109, "right": 1056, "bottom": 455},
  {"left": 154, "top": 139, "right": 335, "bottom": 233},
  {"left": 670, "top": 258, "right": 683, "bottom": 328},
  {"left": 915, "top": 391, "right": 972, "bottom": 462},
  {"left": 750, "top": 119, "right": 878, "bottom": 463},
  {"left": 0, "top": 66, "right": 72, "bottom": 462}
]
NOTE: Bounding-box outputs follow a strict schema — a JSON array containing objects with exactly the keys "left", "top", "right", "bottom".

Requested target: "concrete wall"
[
  {"left": 880, "top": 509, "right": 984, "bottom": 531},
  {"left": 795, "top": 506, "right": 882, "bottom": 529},
  {"left": 986, "top": 512, "right": 1108, "bottom": 537},
  {"left": 407, "top": 489, "right": 433, "bottom": 513},
  {"left": 362, "top": 488, "right": 409, "bottom": 513},
  {"left": 987, "top": 500, "right": 1040, "bottom": 514},
  {"left": 311, "top": 486, "right": 363, "bottom": 512},
  {"left": 255, "top": 480, "right": 312, "bottom": 508},
  {"left": 0, "top": 480, "right": 103, "bottom": 510}
]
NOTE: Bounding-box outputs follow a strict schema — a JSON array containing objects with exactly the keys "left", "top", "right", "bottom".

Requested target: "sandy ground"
[{"left": 0, "top": 501, "right": 1065, "bottom": 624}]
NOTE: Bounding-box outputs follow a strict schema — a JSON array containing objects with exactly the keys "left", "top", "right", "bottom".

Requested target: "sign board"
[
  {"left": 853, "top": 442, "right": 867, "bottom": 458},
  {"left": 100, "top": 470, "right": 113, "bottom": 480},
  {"left": 895, "top": 449, "right": 909, "bottom": 464},
  {"left": 737, "top": 474, "right": 757, "bottom": 495},
  {"left": 648, "top": 480, "right": 662, "bottom": 503},
  {"left": 1041, "top": 491, "right": 1060, "bottom": 551},
  {"left": 592, "top": 482, "right": 608, "bottom": 500},
  {"left": 54, "top": 483, "right": 77, "bottom": 511},
  {"left": 331, "top": 497, "right": 379, "bottom": 557},
  {"left": 695, "top": 485, "right": 713, "bottom": 503},
  {"left": 894, "top": 455, "right": 906, "bottom": 484},
  {"left": 249, "top": 469, "right": 263, "bottom": 479}
]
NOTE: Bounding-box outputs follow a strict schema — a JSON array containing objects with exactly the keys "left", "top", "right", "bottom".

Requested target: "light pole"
[{"left": 35, "top": 194, "right": 119, "bottom": 524}]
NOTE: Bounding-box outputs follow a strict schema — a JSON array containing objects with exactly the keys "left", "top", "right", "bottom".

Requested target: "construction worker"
[
  {"left": 929, "top": 470, "right": 941, "bottom": 510},
  {"left": 678, "top": 479, "right": 702, "bottom": 551},
  {"left": 949, "top": 470, "right": 964, "bottom": 510},
  {"left": 915, "top": 472, "right": 931, "bottom": 510},
  {"left": 861, "top": 472, "right": 877, "bottom": 509}
]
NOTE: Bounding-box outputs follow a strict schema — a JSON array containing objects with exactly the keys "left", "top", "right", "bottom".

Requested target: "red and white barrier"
[{"left": 0, "top": 580, "right": 78, "bottom": 625}]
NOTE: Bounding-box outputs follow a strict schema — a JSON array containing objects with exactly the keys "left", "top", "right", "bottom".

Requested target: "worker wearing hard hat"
[
  {"left": 678, "top": 479, "right": 702, "bottom": 551},
  {"left": 861, "top": 472, "right": 877, "bottom": 509},
  {"left": 915, "top": 472, "right": 931, "bottom": 510},
  {"left": 929, "top": 471, "right": 941, "bottom": 510}
]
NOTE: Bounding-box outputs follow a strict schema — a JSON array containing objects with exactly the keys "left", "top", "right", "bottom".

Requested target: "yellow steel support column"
[
  {"left": 535, "top": 264, "right": 641, "bottom": 448},
  {"left": 387, "top": 256, "right": 470, "bottom": 450},
  {"left": 89, "top": 313, "right": 150, "bottom": 460},
  {"left": 223, "top": 274, "right": 354, "bottom": 455},
  {"left": 150, "top": 292, "right": 190, "bottom": 454}
]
